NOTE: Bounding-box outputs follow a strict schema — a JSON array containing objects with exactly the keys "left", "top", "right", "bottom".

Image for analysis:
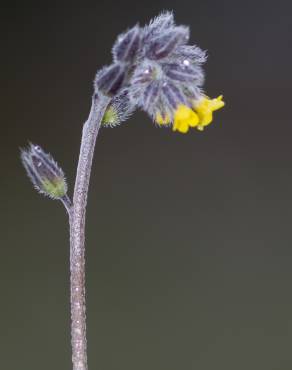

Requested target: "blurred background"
[{"left": 2, "top": 0, "right": 292, "bottom": 369}]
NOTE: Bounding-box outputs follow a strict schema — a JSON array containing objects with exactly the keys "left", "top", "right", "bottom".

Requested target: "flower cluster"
[{"left": 95, "top": 11, "right": 225, "bottom": 134}]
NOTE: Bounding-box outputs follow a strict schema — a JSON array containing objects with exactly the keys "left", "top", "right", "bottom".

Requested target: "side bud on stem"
[
  {"left": 21, "top": 144, "right": 71, "bottom": 210},
  {"left": 102, "top": 89, "right": 135, "bottom": 127}
]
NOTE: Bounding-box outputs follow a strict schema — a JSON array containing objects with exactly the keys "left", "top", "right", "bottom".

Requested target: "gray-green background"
[{"left": 2, "top": 0, "right": 292, "bottom": 369}]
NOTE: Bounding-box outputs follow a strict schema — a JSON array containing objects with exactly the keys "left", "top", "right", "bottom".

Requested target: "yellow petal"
[
  {"left": 194, "top": 95, "right": 225, "bottom": 128},
  {"left": 199, "top": 111, "right": 213, "bottom": 126},
  {"left": 188, "top": 111, "right": 199, "bottom": 127},
  {"left": 210, "top": 95, "right": 225, "bottom": 111},
  {"left": 173, "top": 119, "right": 190, "bottom": 133},
  {"left": 172, "top": 105, "right": 199, "bottom": 133},
  {"left": 175, "top": 105, "right": 192, "bottom": 120},
  {"left": 156, "top": 112, "right": 171, "bottom": 125}
]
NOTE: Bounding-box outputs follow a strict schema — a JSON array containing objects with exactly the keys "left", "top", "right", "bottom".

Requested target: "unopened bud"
[
  {"left": 102, "top": 89, "right": 135, "bottom": 127},
  {"left": 162, "top": 82, "right": 187, "bottom": 109},
  {"left": 145, "top": 11, "right": 174, "bottom": 40},
  {"left": 146, "top": 26, "right": 189, "bottom": 60},
  {"left": 95, "top": 63, "right": 125, "bottom": 96},
  {"left": 21, "top": 144, "right": 68, "bottom": 200},
  {"left": 112, "top": 25, "right": 141, "bottom": 63},
  {"left": 163, "top": 62, "right": 204, "bottom": 84}
]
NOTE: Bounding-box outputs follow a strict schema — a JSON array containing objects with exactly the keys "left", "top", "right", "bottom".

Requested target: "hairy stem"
[{"left": 69, "top": 94, "right": 110, "bottom": 370}]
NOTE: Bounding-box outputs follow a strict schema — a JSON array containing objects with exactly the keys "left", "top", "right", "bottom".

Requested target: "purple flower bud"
[
  {"left": 143, "top": 81, "right": 160, "bottom": 111},
  {"left": 131, "top": 62, "right": 157, "bottom": 85},
  {"left": 21, "top": 144, "right": 67, "bottom": 200},
  {"left": 174, "top": 45, "right": 207, "bottom": 64},
  {"left": 112, "top": 25, "right": 141, "bottom": 63},
  {"left": 95, "top": 63, "right": 125, "bottom": 96},
  {"left": 162, "top": 82, "right": 187, "bottom": 109},
  {"left": 143, "top": 11, "right": 174, "bottom": 42},
  {"left": 162, "top": 62, "right": 204, "bottom": 84},
  {"left": 146, "top": 26, "right": 190, "bottom": 60},
  {"left": 183, "top": 85, "right": 203, "bottom": 100}
]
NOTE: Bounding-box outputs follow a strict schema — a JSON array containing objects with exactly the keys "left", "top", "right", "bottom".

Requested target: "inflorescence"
[
  {"left": 21, "top": 12, "right": 225, "bottom": 199},
  {"left": 96, "top": 11, "right": 225, "bottom": 134}
]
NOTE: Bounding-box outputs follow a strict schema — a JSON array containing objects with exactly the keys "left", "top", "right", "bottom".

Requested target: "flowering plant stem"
[
  {"left": 20, "top": 12, "right": 225, "bottom": 370},
  {"left": 68, "top": 93, "right": 111, "bottom": 370}
]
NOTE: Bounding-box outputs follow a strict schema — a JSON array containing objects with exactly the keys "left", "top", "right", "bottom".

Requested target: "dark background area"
[{"left": 1, "top": 0, "right": 292, "bottom": 369}]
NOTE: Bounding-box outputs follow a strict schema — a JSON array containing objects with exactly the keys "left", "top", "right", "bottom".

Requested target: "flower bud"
[
  {"left": 21, "top": 144, "right": 68, "bottom": 200},
  {"left": 143, "top": 11, "right": 174, "bottom": 43},
  {"left": 95, "top": 63, "right": 125, "bottom": 96},
  {"left": 174, "top": 45, "right": 207, "bottom": 65},
  {"left": 102, "top": 89, "right": 135, "bottom": 127},
  {"left": 146, "top": 26, "right": 189, "bottom": 60},
  {"left": 162, "top": 62, "right": 204, "bottom": 84},
  {"left": 112, "top": 25, "right": 141, "bottom": 63},
  {"left": 143, "top": 81, "right": 160, "bottom": 111},
  {"left": 162, "top": 82, "right": 187, "bottom": 109}
]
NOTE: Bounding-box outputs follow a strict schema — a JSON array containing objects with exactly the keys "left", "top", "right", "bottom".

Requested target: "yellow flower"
[
  {"left": 172, "top": 105, "right": 199, "bottom": 134},
  {"left": 155, "top": 112, "right": 171, "bottom": 125},
  {"left": 155, "top": 95, "right": 225, "bottom": 134},
  {"left": 193, "top": 95, "right": 225, "bottom": 131}
]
